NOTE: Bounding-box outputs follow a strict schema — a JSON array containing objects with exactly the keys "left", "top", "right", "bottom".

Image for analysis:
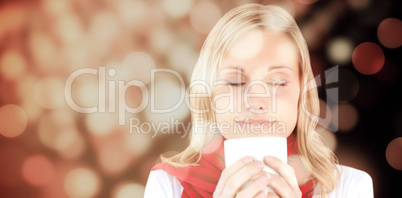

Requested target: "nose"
[
  {"left": 246, "top": 99, "right": 268, "bottom": 112},
  {"left": 244, "top": 81, "right": 270, "bottom": 113}
]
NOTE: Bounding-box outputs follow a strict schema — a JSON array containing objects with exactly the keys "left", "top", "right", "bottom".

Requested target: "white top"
[{"left": 144, "top": 165, "right": 373, "bottom": 198}]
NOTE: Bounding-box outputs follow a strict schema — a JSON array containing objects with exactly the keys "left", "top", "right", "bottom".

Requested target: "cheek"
[
  {"left": 276, "top": 99, "right": 298, "bottom": 121},
  {"left": 213, "top": 86, "right": 231, "bottom": 110},
  {"left": 275, "top": 89, "right": 300, "bottom": 134},
  {"left": 214, "top": 97, "right": 230, "bottom": 111},
  {"left": 214, "top": 107, "right": 235, "bottom": 139},
  {"left": 213, "top": 86, "right": 243, "bottom": 112},
  {"left": 213, "top": 87, "right": 239, "bottom": 138},
  {"left": 213, "top": 87, "right": 232, "bottom": 123}
]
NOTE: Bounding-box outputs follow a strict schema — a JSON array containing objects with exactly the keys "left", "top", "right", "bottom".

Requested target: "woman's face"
[{"left": 213, "top": 30, "right": 300, "bottom": 139}]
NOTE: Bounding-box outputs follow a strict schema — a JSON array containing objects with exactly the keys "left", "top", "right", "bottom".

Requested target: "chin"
[{"left": 221, "top": 131, "right": 292, "bottom": 140}]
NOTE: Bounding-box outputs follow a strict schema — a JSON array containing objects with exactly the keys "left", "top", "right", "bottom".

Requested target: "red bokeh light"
[
  {"left": 377, "top": 18, "right": 402, "bottom": 49},
  {"left": 386, "top": 137, "right": 402, "bottom": 170},
  {"left": 22, "top": 154, "right": 55, "bottom": 186},
  {"left": 352, "top": 42, "right": 385, "bottom": 75},
  {"left": 0, "top": 104, "right": 28, "bottom": 138}
]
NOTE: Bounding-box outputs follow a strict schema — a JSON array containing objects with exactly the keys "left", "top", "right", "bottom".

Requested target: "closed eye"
[
  {"left": 267, "top": 80, "right": 287, "bottom": 87},
  {"left": 227, "top": 82, "right": 246, "bottom": 86}
]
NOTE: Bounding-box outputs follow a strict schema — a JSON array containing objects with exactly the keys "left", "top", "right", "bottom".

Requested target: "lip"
[{"left": 235, "top": 118, "right": 277, "bottom": 125}]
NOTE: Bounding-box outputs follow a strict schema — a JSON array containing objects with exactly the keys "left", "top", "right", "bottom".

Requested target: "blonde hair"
[{"left": 162, "top": 4, "right": 339, "bottom": 197}]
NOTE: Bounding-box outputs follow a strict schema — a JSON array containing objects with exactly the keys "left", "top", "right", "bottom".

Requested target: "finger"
[
  {"left": 266, "top": 173, "right": 297, "bottom": 198},
  {"left": 253, "top": 191, "right": 268, "bottom": 198},
  {"left": 264, "top": 156, "right": 299, "bottom": 190},
  {"left": 222, "top": 161, "right": 265, "bottom": 197},
  {"left": 249, "top": 171, "right": 267, "bottom": 181},
  {"left": 214, "top": 156, "right": 254, "bottom": 196},
  {"left": 236, "top": 173, "right": 270, "bottom": 198},
  {"left": 267, "top": 192, "right": 280, "bottom": 198}
]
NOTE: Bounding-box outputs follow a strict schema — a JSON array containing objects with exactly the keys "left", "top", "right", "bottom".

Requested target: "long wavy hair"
[{"left": 162, "top": 4, "right": 339, "bottom": 197}]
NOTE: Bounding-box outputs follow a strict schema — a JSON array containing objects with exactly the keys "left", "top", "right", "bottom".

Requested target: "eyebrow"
[
  {"left": 267, "top": 65, "right": 293, "bottom": 72},
  {"left": 222, "top": 65, "right": 293, "bottom": 72},
  {"left": 221, "top": 65, "right": 244, "bottom": 72}
]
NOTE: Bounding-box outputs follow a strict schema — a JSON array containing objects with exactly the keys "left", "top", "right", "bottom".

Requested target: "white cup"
[{"left": 224, "top": 137, "right": 287, "bottom": 193}]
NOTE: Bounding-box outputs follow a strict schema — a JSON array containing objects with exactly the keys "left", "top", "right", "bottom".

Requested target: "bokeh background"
[{"left": 0, "top": 0, "right": 401, "bottom": 197}]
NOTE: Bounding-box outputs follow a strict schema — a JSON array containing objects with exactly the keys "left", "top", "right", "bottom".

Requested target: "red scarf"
[{"left": 152, "top": 135, "right": 315, "bottom": 198}]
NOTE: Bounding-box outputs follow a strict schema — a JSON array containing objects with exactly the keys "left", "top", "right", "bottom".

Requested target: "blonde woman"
[{"left": 144, "top": 4, "right": 373, "bottom": 198}]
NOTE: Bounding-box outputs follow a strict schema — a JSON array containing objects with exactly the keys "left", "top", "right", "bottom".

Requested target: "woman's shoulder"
[
  {"left": 335, "top": 164, "right": 372, "bottom": 185},
  {"left": 315, "top": 164, "right": 373, "bottom": 198},
  {"left": 144, "top": 169, "right": 183, "bottom": 198}
]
